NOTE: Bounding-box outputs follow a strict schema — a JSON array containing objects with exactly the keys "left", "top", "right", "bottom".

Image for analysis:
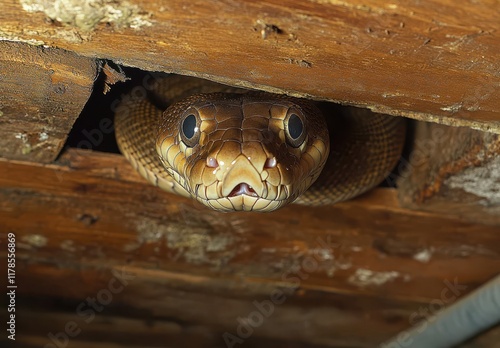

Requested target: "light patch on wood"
[
  {"left": 21, "top": 234, "right": 48, "bottom": 248},
  {"left": 440, "top": 103, "right": 463, "bottom": 113},
  {"left": 132, "top": 217, "right": 240, "bottom": 268},
  {"left": 348, "top": 268, "right": 407, "bottom": 288},
  {"left": 311, "top": 247, "right": 335, "bottom": 261},
  {"left": 38, "top": 132, "right": 49, "bottom": 141},
  {"left": 445, "top": 156, "right": 500, "bottom": 205},
  {"left": 14, "top": 133, "right": 32, "bottom": 155},
  {"left": 20, "top": 0, "right": 152, "bottom": 31},
  {"left": 0, "top": 29, "right": 45, "bottom": 45},
  {"left": 413, "top": 249, "right": 433, "bottom": 263}
]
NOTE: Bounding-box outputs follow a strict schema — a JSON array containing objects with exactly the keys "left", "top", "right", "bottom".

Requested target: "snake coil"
[{"left": 115, "top": 75, "right": 406, "bottom": 212}]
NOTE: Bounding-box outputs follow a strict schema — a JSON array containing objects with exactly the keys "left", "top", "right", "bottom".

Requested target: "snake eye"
[
  {"left": 180, "top": 111, "right": 200, "bottom": 147},
  {"left": 284, "top": 110, "right": 306, "bottom": 147}
]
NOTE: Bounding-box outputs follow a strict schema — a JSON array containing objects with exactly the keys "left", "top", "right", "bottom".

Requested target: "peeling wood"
[{"left": 19, "top": 0, "right": 153, "bottom": 32}]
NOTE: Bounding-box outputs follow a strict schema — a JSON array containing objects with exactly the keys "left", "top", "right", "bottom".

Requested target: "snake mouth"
[
  {"left": 194, "top": 182, "right": 292, "bottom": 212},
  {"left": 229, "top": 183, "right": 259, "bottom": 197},
  {"left": 198, "top": 183, "right": 293, "bottom": 212}
]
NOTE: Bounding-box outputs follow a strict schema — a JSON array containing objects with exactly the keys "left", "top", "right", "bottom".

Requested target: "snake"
[{"left": 114, "top": 75, "right": 406, "bottom": 212}]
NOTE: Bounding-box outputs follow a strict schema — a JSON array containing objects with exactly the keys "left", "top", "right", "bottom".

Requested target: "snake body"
[{"left": 115, "top": 75, "right": 406, "bottom": 212}]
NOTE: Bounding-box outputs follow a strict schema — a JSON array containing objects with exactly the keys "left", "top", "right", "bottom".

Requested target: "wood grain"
[
  {"left": 1, "top": 148, "right": 499, "bottom": 347},
  {"left": 0, "top": 41, "right": 97, "bottom": 163},
  {"left": 0, "top": 0, "right": 498, "bottom": 132},
  {"left": 397, "top": 121, "right": 500, "bottom": 225}
]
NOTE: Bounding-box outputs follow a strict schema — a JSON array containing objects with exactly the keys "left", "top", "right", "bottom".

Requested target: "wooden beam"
[
  {"left": 0, "top": 41, "right": 97, "bottom": 163},
  {"left": 1, "top": 148, "right": 499, "bottom": 346},
  {"left": 0, "top": 0, "right": 499, "bottom": 132},
  {"left": 9, "top": 307, "right": 336, "bottom": 348},
  {"left": 397, "top": 122, "right": 500, "bottom": 225}
]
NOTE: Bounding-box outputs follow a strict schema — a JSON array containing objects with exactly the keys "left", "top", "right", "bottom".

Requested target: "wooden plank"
[
  {"left": 5, "top": 305, "right": 341, "bottom": 348},
  {"left": 1, "top": 148, "right": 499, "bottom": 346},
  {"left": 7, "top": 265, "right": 420, "bottom": 348},
  {"left": 0, "top": 41, "right": 97, "bottom": 163},
  {"left": 397, "top": 122, "right": 500, "bottom": 225},
  {"left": 0, "top": 0, "right": 499, "bottom": 132},
  {"left": 5, "top": 308, "right": 500, "bottom": 348}
]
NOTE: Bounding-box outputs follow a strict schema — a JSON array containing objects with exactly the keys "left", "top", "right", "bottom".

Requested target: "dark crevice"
[{"left": 64, "top": 65, "right": 165, "bottom": 154}]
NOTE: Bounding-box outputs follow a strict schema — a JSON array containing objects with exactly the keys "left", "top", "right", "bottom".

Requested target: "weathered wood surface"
[
  {"left": 0, "top": 41, "right": 97, "bottom": 162},
  {"left": 5, "top": 296, "right": 500, "bottom": 348},
  {"left": 1, "top": 0, "right": 499, "bottom": 133},
  {"left": 1, "top": 148, "right": 499, "bottom": 347},
  {"left": 5, "top": 307, "right": 339, "bottom": 348},
  {"left": 397, "top": 122, "right": 500, "bottom": 225}
]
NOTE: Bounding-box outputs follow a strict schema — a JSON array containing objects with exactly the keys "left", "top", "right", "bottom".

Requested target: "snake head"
[{"left": 156, "top": 92, "right": 329, "bottom": 212}]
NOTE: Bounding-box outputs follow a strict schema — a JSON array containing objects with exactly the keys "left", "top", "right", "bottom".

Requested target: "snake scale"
[{"left": 115, "top": 75, "right": 406, "bottom": 212}]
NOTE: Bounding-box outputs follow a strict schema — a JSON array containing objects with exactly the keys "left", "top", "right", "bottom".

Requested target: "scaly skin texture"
[{"left": 115, "top": 75, "right": 406, "bottom": 212}]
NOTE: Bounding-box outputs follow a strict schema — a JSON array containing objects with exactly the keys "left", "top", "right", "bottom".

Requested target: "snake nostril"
[
  {"left": 206, "top": 157, "right": 219, "bottom": 168},
  {"left": 264, "top": 157, "right": 277, "bottom": 169}
]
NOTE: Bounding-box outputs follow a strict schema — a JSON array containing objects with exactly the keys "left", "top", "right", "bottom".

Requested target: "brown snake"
[{"left": 115, "top": 75, "right": 406, "bottom": 212}]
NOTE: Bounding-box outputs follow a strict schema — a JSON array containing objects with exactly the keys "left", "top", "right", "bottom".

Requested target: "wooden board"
[
  {"left": 0, "top": 0, "right": 499, "bottom": 133},
  {"left": 0, "top": 41, "right": 97, "bottom": 163},
  {"left": 397, "top": 121, "right": 500, "bottom": 225},
  {"left": 1, "top": 148, "right": 499, "bottom": 347}
]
